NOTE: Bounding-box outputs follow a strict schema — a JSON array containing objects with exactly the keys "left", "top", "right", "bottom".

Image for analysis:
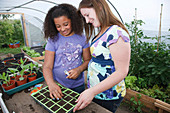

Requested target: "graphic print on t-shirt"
[{"left": 59, "top": 42, "right": 82, "bottom": 69}]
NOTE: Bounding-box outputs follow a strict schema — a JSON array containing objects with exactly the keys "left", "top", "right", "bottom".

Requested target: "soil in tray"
[
  {"left": 57, "top": 108, "right": 67, "bottom": 113},
  {"left": 45, "top": 101, "right": 54, "bottom": 107},
  {"left": 64, "top": 90, "right": 72, "bottom": 94},
  {"left": 43, "top": 92, "right": 50, "bottom": 98},
  {"left": 64, "top": 103, "right": 73, "bottom": 110},
  {"left": 57, "top": 100, "right": 66, "bottom": 106},
  {"left": 64, "top": 96, "right": 72, "bottom": 101},
  {"left": 37, "top": 95, "right": 45, "bottom": 100},
  {"left": 69, "top": 92, "right": 78, "bottom": 97},
  {"left": 41, "top": 98, "right": 49, "bottom": 103},
  {"left": 51, "top": 105, "right": 60, "bottom": 112},
  {"left": 39, "top": 89, "right": 46, "bottom": 94},
  {"left": 70, "top": 99, "right": 77, "bottom": 105}
]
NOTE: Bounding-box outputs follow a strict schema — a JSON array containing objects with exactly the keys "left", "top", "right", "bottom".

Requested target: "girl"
[
  {"left": 74, "top": 0, "right": 131, "bottom": 113},
  {"left": 43, "top": 4, "right": 91, "bottom": 100}
]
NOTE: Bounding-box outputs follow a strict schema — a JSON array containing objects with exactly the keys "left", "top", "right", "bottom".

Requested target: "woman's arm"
[
  {"left": 67, "top": 47, "right": 91, "bottom": 79},
  {"left": 73, "top": 37, "right": 131, "bottom": 111},
  {"left": 43, "top": 50, "right": 63, "bottom": 99}
]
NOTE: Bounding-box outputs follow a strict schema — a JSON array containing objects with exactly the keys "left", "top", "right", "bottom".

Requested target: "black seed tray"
[{"left": 31, "top": 83, "right": 79, "bottom": 113}]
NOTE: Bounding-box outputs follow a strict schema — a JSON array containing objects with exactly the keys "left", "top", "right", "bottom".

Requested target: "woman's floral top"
[{"left": 87, "top": 25, "right": 130, "bottom": 100}]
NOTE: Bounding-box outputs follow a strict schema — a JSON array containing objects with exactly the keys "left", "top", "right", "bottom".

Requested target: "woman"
[{"left": 73, "top": 0, "right": 131, "bottom": 113}]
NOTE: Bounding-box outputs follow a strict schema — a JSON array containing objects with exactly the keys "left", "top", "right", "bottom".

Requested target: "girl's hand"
[
  {"left": 48, "top": 82, "right": 63, "bottom": 100},
  {"left": 66, "top": 68, "right": 81, "bottom": 79},
  {"left": 73, "top": 88, "right": 95, "bottom": 112}
]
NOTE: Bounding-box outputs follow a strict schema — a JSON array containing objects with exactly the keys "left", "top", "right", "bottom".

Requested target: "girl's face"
[
  {"left": 54, "top": 16, "right": 73, "bottom": 37},
  {"left": 80, "top": 8, "right": 100, "bottom": 27}
]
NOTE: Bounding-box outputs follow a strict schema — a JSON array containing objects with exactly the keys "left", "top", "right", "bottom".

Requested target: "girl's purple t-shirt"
[{"left": 45, "top": 33, "right": 89, "bottom": 88}]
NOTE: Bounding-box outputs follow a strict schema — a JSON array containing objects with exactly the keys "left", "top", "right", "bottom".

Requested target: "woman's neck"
[{"left": 96, "top": 26, "right": 110, "bottom": 38}]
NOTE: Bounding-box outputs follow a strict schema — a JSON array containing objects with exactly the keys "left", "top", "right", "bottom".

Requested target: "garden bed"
[{"left": 124, "top": 88, "right": 170, "bottom": 113}]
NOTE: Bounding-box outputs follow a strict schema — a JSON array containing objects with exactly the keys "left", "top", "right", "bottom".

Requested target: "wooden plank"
[
  {"left": 124, "top": 88, "right": 157, "bottom": 111},
  {"left": 155, "top": 99, "right": 170, "bottom": 108},
  {"left": 155, "top": 102, "right": 170, "bottom": 113}
]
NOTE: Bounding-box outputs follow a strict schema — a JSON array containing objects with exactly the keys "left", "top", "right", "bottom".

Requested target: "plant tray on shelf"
[
  {"left": 31, "top": 83, "right": 79, "bottom": 113},
  {"left": 1, "top": 71, "right": 44, "bottom": 95}
]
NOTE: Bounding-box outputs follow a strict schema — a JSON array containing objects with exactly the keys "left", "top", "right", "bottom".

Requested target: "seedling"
[{"left": 0, "top": 72, "right": 10, "bottom": 86}]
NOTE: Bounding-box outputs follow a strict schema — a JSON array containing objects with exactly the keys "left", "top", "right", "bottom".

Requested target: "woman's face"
[
  {"left": 80, "top": 8, "right": 100, "bottom": 27},
  {"left": 54, "top": 16, "right": 73, "bottom": 37}
]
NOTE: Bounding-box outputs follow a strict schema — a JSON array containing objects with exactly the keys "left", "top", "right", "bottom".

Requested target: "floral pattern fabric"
[{"left": 87, "top": 25, "right": 130, "bottom": 100}]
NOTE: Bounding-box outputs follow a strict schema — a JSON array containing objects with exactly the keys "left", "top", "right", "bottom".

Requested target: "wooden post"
[
  {"left": 157, "top": 4, "right": 163, "bottom": 52},
  {"left": 21, "top": 13, "right": 29, "bottom": 46}
]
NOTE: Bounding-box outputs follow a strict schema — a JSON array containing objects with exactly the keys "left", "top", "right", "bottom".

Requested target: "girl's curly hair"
[{"left": 43, "top": 4, "right": 83, "bottom": 39}]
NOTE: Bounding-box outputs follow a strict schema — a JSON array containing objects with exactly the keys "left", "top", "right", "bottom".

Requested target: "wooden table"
[{"left": 2, "top": 81, "right": 112, "bottom": 113}]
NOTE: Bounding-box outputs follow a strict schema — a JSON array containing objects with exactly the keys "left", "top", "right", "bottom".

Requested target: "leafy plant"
[
  {"left": 125, "top": 19, "right": 170, "bottom": 87},
  {"left": 0, "top": 72, "right": 10, "bottom": 86},
  {"left": 130, "top": 94, "right": 144, "bottom": 113},
  {"left": 7, "top": 68, "right": 18, "bottom": 79},
  {"left": 11, "top": 58, "right": 29, "bottom": 81},
  {"left": 125, "top": 18, "right": 170, "bottom": 103},
  {"left": 0, "top": 18, "right": 24, "bottom": 48},
  {"left": 28, "top": 62, "right": 39, "bottom": 74},
  {"left": 22, "top": 46, "right": 41, "bottom": 57}
]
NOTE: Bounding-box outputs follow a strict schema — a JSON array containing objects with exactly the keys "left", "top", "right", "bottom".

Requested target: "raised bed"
[
  {"left": 21, "top": 46, "right": 44, "bottom": 65},
  {"left": 124, "top": 88, "right": 170, "bottom": 113}
]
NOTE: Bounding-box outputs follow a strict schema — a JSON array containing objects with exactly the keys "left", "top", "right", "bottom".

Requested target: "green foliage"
[
  {"left": 0, "top": 18, "right": 24, "bottom": 47},
  {"left": 22, "top": 46, "right": 41, "bottom": 57},
  {"left": 11, "top": 58, "right": 29, "bottom": 81},
  {"left": 0, "top": 45, "right": 24, "bottom": 54},
  {"left": 7, "top": 68, "right": 18, "bottom": 78},
  {"left": 125, "top": 19, "right": 170, "bottom": 103},
  {"left": 28, "top": 62, "right": 39, "bottom": 74},
  {"left": 130, "top": 94, "right": 144, "bottom": 113},
  {"left": 125, "top": 19, "right": 170, "bottom": 87},
  {"left": 0, "top": 72, "right": 10, "bottom": 86}
]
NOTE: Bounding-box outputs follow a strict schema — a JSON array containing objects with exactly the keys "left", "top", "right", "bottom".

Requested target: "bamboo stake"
[
  {"left": 157, "top": 4, "right": 163, "bottom": 52},
  {"left": 135, "top": 8, "right": 137, "bottom": 45}
]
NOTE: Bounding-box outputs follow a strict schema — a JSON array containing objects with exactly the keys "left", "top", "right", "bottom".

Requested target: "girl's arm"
[
  {"left": 43, "top": 50, "right": 63, "bottom": 99},
  {"left": 73, "top": 37, "right": 131, "bottom": 111}
]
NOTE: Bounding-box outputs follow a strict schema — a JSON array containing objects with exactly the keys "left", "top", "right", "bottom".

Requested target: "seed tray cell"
[{"left": 31, "top": 83, "right": 80, "bottom": 113}]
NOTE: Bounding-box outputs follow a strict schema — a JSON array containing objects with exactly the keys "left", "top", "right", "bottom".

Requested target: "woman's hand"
[
  {"left": 73, "top": 88, "right": 95, "bottom": 112},
  {"left": 48, "top": 82, "right": 63, "bottom": 99},
  {"left": 66, "top": 67, "right": 81, "bottom": 79}
]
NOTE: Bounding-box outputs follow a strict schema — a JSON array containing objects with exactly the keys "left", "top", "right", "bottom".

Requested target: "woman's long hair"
[{"left": 78, "top": 0, "right": 129, "bottom": 41}]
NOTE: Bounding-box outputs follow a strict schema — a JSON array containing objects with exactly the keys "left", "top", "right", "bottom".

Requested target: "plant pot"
[
  {"left": 10, "top": 76, "right": 16, "bottom": 82},
  {"left": 2, "top": 80, "right": 16, "bottom": 91},
  {"left": 16, "top": 75, "right": 27, "bottom": 86},
  {"left": 13, "top": 43, "right": 20, "bottom": 48},
  {"left": 5, "top": 60, "right": 18, "bottom": 68},
  {"left": 17, "top": 58, "right": 29, "bottom": 64},
  {"left": 14, "top": 53, "right": 24, "bottom": 60},
  {"left": 28, "top": 73, "right": 37, "bottom": 82},
  {"left": 9, "top": 44, "right": 14, "bottom": 48},
  {"left": 2, "top": 57, "right": 15, "bottom": 63}
]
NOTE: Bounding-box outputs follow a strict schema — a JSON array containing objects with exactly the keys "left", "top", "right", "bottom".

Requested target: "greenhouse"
[{"left": 0, "top": 0, "right": 169, "bottom": 113}]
